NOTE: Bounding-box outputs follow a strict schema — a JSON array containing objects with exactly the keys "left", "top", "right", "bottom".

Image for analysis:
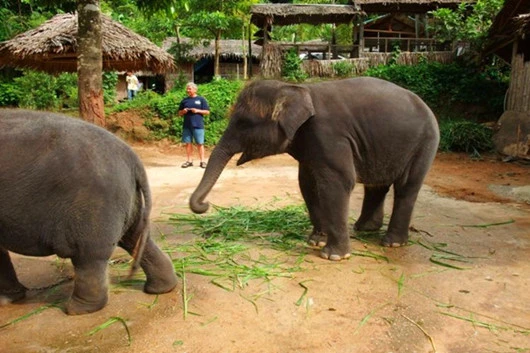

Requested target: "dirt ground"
[{"left": 1, "top": 141, "right": 530, "bottom": 353}]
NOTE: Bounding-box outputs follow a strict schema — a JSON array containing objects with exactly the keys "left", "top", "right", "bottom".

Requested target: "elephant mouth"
[
  {"left": 236, "top": 152, "right": 253, "bottom": 165},
  {"left": 237, "top": 140, "right": 291, "bottom": 166}
]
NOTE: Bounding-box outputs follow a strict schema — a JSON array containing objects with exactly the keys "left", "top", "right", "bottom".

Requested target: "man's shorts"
[{"left": 182, "top": 127, "right": 205, "bottom": 144}]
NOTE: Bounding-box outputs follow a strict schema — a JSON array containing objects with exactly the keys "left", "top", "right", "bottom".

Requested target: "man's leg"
[
  {"left": 181, "top": 128, "right": 194, "bottom": 168},
  {"left": 186, "top": 143, "right": 193, "bottom": 161},
  {"left": 193, "top": 129, "right": 206, "bottom": 168},
  {"left": 198, "top": 144, "right": 205, "bottom": 162}
]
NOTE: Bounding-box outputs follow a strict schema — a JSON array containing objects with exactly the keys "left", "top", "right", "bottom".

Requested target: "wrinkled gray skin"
[
  {"left": 0, "top": 109, "right": 177, "bottom": 315},
  {"left": 190, "top": 78, "right": 440, "bottom": 260}
]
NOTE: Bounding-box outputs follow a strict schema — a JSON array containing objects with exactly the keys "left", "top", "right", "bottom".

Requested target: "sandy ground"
[{"left": 1, "top": 142, "right": 529, "bottom": 353}]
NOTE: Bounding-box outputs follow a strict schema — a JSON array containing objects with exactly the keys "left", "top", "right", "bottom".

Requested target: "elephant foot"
[
  {"left": 307, "top": 230, "right": 327, "bottom": 247},
  {"left": 319, "top": 243, "right": 351, "bottom": 261},
  {"left": 0, "top": 286, "right": 27, "bottom": 305},
  {"left": 354, "top": 219, "right": 383, "bottom": 232},
  {"left": 65, "top": 293, "right": 108, "bottom": 315},
  {"left": 381, "top": 233, "right": 408, "bottom": 248},
  {"left": 144, "top": 272, "right": 178, "bottom": 295}
]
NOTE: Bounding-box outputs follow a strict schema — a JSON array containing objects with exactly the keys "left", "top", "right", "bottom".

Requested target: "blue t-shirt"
[{"left": 178, "top": 95, "right": 209, "bottom": 129}]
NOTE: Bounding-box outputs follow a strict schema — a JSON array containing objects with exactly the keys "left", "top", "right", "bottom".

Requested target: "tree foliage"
[{"left": 429, "top": 0, "right": 504, "bottom": 50}]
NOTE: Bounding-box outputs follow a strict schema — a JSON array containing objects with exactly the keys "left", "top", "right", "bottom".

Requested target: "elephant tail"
[{"left": 128, "top": 158, "right": 152, "bottom": 279}]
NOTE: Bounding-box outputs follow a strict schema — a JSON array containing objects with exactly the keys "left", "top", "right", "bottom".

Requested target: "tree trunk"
[
  {"left": 214, "top": 32, "right": 221, "bottom": 78},
  {"left": 77, "top": 0, "right": 105, "bottom": 127},
  {"left": 242, "top": 25, "right": 248, "bottom": 80}
]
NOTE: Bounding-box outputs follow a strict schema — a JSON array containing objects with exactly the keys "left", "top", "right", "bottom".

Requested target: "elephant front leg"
[
  {"left": 0, "top": 248, "right": 27, "bottom": 304},
  {"left": 307, "top": 227, "right": 327, "bottom": 247},
  {"left": 66, "top": 257, "right": 109, "bottom": 315},
  {"left": 299, "top": 165, "right": 326, "bottom": 247},
  {"left": 299, "top": 164, "right": 353, "bottom": 261}
]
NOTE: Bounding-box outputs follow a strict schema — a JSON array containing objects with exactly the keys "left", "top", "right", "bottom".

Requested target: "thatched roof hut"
[
  {"left": 250, "top": 4, "right": 363, "bottom": 28},
  {"left": 0, "top": 13, "right": 175, "bottom": 74},
  {"left": 485, "top": 0, "right": 530, "bottom": 63},
  {"left": 162, "top": 37, "right": 262, "bottom": 60},
  {"left": 353, "top": 0, "right": 469, "bottom": 13},
  {"left": 485, "top": 0, "right": 530, "bottom": 159}
]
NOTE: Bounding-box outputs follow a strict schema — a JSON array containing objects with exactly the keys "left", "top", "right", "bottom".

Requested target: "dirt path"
[{"left": 1, "top": 143, "right": 529, "bottom": 353}]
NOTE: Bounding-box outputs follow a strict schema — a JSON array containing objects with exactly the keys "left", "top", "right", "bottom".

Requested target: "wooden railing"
[
  {"left": 362, "top": 37, "right": 451, "bottom": 53},
  {"left": 272, "top": 38, "right": 451, "bottom": 58}
]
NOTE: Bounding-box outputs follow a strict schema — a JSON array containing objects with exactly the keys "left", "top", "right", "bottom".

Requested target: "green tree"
[
  {"left": 136, "top": 0, "right": 258, "bottom": 79},
  {"left": 429, "top": 0, "right": 504, "bottom": 50}
]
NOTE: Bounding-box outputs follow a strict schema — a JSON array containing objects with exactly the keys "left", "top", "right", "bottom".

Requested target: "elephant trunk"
[{"left": 189, "top": 144, "right": 234, "bottom": 214}]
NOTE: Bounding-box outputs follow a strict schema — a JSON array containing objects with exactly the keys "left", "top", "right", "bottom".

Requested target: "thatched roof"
[
  {"left": 162, "top": 38, "right": 262, "bottom": 60},
  {"left": 0, "top": 13, "right": 175, "bottom": 74},
  {"left": 485, "top": 0, "right": 530, "bottom": 62},
  {"left": 250, "top": 4, "right": 363, "bottom": 28},
  {"left": 354, "top": 0, "right": 469, "bottom": 13},
  {"left": 513, "top": 13, "right": 530, "bottom": 35}
]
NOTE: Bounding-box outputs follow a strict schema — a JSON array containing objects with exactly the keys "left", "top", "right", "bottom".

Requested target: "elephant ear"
[{"left": 271, "top": 85, "right": 315, "bottom": 141}]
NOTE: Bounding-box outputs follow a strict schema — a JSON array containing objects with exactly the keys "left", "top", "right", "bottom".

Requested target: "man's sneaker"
[
  {"left": 200, "top": 162, "right": 207, "bottom": 169},
  {"left": 181, "top": 161, "right": 193, "bottom": 168}
]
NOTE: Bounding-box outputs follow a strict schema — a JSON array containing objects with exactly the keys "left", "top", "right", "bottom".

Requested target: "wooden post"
[
  {"left": 77, "top": 0, "right": 105, "bottom": 127},
  {"left": 248, "top": 23, "right": 253, "bottom": 78},
  {"left": 359, "top": 18, "right": 365, "bottom": 55}
]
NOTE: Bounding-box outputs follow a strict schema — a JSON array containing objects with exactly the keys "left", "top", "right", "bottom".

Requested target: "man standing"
[
  {"left": 126, "top": 71, "right": 139, "bottom": 100},
  {"left": 178, "top": 82, "right": 210, "bottom": 168}
]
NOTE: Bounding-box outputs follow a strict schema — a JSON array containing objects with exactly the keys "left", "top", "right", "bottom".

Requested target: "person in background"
[
  {"left": 178, "top": 82, "right": 210, "bottom": 168},
  {"left": 126, "top": 71, "right": 139, "bottom": 100}
]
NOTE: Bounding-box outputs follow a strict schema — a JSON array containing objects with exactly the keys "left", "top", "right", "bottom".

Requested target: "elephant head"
[{"left": 190, "top": 80, "right": 315, "bottom": 214}]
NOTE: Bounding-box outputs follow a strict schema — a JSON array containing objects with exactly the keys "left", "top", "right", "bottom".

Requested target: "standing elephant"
[
  {"left": 0, "top": 109, "right": 177, "bottom": 314},
  {"left": 190, "top": 78, "right": 440, "bottom": 260}
]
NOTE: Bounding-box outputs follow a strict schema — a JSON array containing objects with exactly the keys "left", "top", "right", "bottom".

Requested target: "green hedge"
[
  {"left": 0, "top": 70, "right": 119, "bottom": 110},
  {"left": 364, "top": 62, "right": 509, "bottom": 122},
  {"left": 113, "top": 78, "right": 244, "bottom": 146}
]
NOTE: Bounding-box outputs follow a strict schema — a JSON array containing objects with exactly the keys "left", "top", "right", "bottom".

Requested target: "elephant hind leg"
[
  {"left": 0, "top": 248, "right": 27, "bottom": 304},
  {"left": 119, "top": 237, "right": 177, "bottom": 295},
  {"left": 354, "top": 185, "right": 390, "bottom": 232},
  {"left": 382, "top": 176, "right": 424, "bottom": 248},
  {"left": 66, "top": 257, "right": 109, "bottom": 315}
]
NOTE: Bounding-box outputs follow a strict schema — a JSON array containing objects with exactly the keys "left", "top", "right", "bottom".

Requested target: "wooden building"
[
  {"left": 354, "top": 0, "right": 462, "bottom": 53},
  {"left": 485, "top": 0, "right": 530, "bottom": 159},
  {"left": 162, "top": 38, "right": 262, "bottom": 85},
  {"left": 249, "top": 2, "right": 463, "bottom": 78}
]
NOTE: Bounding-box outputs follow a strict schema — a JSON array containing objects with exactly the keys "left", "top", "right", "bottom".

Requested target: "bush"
[
  {"left": 438, "top": 119, "right": 494, "bottom": 153},
  {"left": 282, "top": 48, "right": 307, "bottom": 82},
  {"left": 138, "top": 79, "right": 244, "bottom": 145},
  {"left": 332, "top": 61, "right": 354, "bottom": 77},
  {"left": 364, "top": 62, "right": 509, "bottom": 121},
  {"left": 55, "top": 73, "right": 78, "bottom": 109},
  {"left": 1, "top": 70, "right": 119, "bottom": 110},
  {"left": 103, "top": 72, "right": 118, "bottom": 105},
  {"left": 0, "top": 82, "right": 20, "bottom": 106},
  {"left": 14, "top": 71, "right": 58, "bottom": 110}
]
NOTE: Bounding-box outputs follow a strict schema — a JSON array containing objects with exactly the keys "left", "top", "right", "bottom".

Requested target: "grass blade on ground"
[{"left": 87, "top": 316, "right": 131, "bottom": 345}]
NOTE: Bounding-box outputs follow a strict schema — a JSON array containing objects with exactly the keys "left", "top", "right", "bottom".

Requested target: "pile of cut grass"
[
  {"left": 164, "top": 204, "right": 313, "bottom": 291},
  {"left": 168, "top": 204, "right": 311, "bottom": 249}
]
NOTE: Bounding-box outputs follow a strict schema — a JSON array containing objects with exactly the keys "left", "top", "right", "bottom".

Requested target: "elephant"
[
  {"left": 0, "top": 109, "right": 177, "bottom": 315},
  {"left": 190, "top": 77, "right": 440, "bottom": 260}
]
